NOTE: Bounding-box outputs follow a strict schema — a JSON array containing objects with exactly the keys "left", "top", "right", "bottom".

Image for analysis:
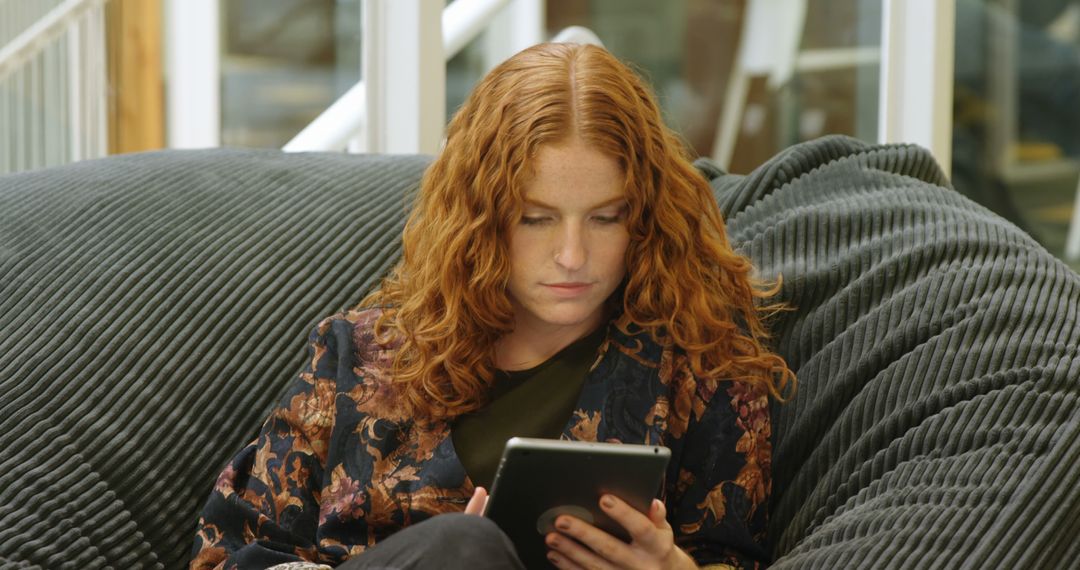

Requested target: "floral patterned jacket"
[{"left": 190, "top": 308, "right": 772, "bottom": 569}]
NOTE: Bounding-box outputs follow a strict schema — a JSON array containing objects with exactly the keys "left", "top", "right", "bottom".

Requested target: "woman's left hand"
[
  {"left": 545, "top": 495, "right": 698, "bottom": 569},
  {"left": 464, "top": 486, "right": 488, "bottom": 515}
]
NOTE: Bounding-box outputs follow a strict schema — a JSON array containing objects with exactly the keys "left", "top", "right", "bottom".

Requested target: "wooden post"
[{"left": 106, "top": 0, "right": 164, "bottom": 154}]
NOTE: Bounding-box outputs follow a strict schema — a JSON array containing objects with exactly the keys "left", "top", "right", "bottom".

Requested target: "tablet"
[{"left": 484, "top": 437, "right": 671, "bottom": 569}]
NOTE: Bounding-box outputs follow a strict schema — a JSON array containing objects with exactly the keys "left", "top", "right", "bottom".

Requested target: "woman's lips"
[{"left": 543, "top": 282, "right": 592, "bottom": 297}]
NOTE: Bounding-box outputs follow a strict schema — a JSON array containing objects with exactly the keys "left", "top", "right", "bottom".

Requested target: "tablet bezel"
[{"left": 484, "top": 437, "right": 671, "bottom": 568}]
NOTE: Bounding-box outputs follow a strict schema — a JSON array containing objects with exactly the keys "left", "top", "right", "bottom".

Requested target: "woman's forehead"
[{"left": 520, "top": 144, "right": 624, "bottom": 202}]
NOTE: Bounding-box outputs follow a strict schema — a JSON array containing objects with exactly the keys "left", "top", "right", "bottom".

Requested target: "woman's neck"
[{"left": 494, "top": 314, "right": 605, "bottom": 371}]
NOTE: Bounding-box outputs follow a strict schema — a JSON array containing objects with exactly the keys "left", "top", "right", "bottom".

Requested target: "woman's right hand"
[{"left": 464, "top": 486, "right": 488, "bottom": 515}]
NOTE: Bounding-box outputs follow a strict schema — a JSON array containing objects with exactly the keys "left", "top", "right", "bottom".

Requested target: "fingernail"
[
  {"left": 556, "top": 517, "right": 570, "bottom": 530},
  {"left": 547, "top": 552, "right": 559, "bottom": 565},
  {"left": 601, "top": 495, "right": 616, "bottom": 508}
]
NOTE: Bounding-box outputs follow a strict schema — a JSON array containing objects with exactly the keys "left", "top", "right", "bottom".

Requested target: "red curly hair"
[{"left": 362, "top": 43, "right": 794, "bottom": 421}]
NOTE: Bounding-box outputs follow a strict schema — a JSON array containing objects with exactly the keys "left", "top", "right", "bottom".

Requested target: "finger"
[
  {"left": 545, "top": 548, "right": 584, "bottom": 570},
  {"left": 648, "top": 498, "right": 669, "bottom": 527},
  {"left": 546, "top": 530, "right": 614, "bottom": 570},
  {"left": 599, "top": 494, "right": 660, "bottom": 543},
  {"left": 550, "top": 515, "right": 638, "bottom": 568},
  {"left": 464, "top": 487, "right": 487, "bottom": 515}
]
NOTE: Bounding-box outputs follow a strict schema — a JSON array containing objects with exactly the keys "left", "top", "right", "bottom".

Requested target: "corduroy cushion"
[
  {"left": 704, "top": 136, "right": 1080, "bottom": 569},
  {"left": 1, "top": 138, "right": 1078, "bottom": 569},
  {"left": 0, "top": 150, "right": 429, "bottom": 569}
]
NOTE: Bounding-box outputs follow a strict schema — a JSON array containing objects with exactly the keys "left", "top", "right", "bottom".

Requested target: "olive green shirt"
[{"left": 451, "top": 325, "right": 607, "bottom": 489}]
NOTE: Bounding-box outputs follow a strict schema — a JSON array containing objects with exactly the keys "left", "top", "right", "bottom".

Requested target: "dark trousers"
[{"left": 337, "top": 513, "right": 527, "bottom": 570}]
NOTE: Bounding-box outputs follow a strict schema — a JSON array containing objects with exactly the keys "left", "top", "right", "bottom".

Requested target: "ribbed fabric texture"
[
  {"left": 1, "top": 137, "right": 1077, "bottom": 569},
  {"left": 0, "top": 149, "right": 429, "bottom": 570},
  {"left": 705, "top": 135, "right": 1080, "bottom": 569}
]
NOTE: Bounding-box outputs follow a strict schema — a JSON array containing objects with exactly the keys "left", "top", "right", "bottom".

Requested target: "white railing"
[
  {"left": 286, "top": 0, "right": 562, "bottom": 154},
  {"left": 443, "top": 0, "right": 517, "bottom": 59},
  {"left": 286, "top": 0, "right": 526, "bottom": 154},
  {"left": 0, "top": 0, "right": 109, "bottom": 174}
]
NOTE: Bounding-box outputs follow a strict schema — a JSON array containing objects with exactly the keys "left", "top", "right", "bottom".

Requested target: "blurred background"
[{"left": 2, "top": 0, "right": 1079, "bottom": 272}]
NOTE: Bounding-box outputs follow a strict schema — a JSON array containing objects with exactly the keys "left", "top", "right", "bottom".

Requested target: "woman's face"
[{"left": 506, "top": 139, "right": 630, "bottom": 338}]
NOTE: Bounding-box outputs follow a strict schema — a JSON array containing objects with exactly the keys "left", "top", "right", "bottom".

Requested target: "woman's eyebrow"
[{"left": 523, "top": 196, "right": 627, "bottom": 210}]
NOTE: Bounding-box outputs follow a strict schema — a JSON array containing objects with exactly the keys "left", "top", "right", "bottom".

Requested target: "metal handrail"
[
  {"left": 283, "top": 81, "right": 367, "bottom": 153},
  {"left": 2, "top": 0, "right": 108, "bottom": 174},
  {"left": 0, "top": 0, "right": 107, "bottom": 81},
  {"left": 286, "top": 0, "right": 515, "bottom": 153},
  {"left": 443, "top": 0, "right": 512, "bottom": 59}
]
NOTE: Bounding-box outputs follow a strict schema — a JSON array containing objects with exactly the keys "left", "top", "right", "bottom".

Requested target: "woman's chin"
[{"left": 529, "top": 306, "right": 605, "bottom": 331}]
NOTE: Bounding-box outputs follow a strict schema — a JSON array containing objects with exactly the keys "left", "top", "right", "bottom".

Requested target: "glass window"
[
  {"left": 545, "top": 0, "right": 883, "bottom": 172},
  {"left": 220, "top": 0, "right": 885, "bottom": 172},
  {"left": 220, "top": 0, "right": 359, "bottom": 148},
  {"left": 952, "top": 0, "right": 1080, "bottom": 271}
]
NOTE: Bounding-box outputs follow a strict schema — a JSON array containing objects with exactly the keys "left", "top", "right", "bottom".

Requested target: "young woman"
[{"left": 191, "top": 42, "right": 794, "bottom": 570}]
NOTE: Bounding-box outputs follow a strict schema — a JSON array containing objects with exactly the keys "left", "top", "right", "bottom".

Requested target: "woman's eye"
[
  {"left": 520, "top": 216, "right": 551, "bottom": 226},
  {"left": 592, "top": 213, "right": 624, "bottom": 224}
]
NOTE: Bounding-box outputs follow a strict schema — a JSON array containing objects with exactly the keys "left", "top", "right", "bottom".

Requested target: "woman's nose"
[{"left": 554, "top": 226, "right": 587, "bottom": 271}]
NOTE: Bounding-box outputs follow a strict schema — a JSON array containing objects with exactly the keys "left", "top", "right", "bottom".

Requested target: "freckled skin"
[{"left": 497, "top": 138, "right": 630, "bottom": 370}]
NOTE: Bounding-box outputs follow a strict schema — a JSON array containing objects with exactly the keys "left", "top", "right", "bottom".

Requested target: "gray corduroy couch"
[{"left": 1, "top": 136, "right": 1077, "bottom": 570}]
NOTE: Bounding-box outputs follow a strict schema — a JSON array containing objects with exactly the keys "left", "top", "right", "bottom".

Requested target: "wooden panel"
[{"left": 107, "top": 0, "right": 164, "bottom": 154}]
